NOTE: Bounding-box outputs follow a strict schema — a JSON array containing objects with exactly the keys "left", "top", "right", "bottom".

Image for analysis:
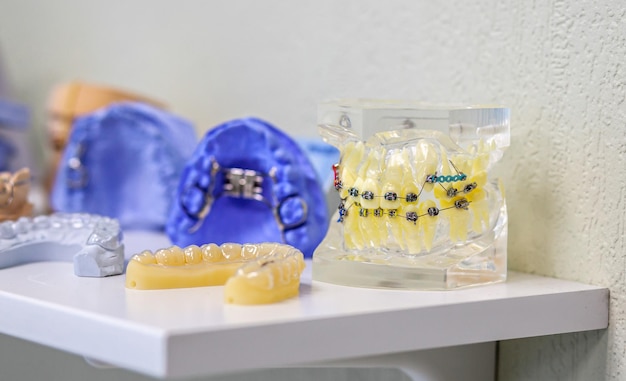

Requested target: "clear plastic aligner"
[
  {"left": 125, "top": 242, "right": 305, "bottom": 305},
  {"left": 0, "top": 213, "right": 125, "bottom": 277},
  {"left": 314, "top": 100, "right": 510, "bottom": 290}
]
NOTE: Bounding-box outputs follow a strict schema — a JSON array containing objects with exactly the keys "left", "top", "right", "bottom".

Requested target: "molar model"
[
  {"left": 0, "top": 168, "right": 33, "bottom": 222},
  {"left": 314, "top": 100, "right": 510, "bottom": 290},
  {"left": 0, "top": 213, "right": 125, "bottom": 277},
  {"left": 125, "top": 243, "right": 305, "bottom": 305}
]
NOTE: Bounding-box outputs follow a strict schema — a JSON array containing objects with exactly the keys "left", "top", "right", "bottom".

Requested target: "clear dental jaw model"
[{"left": 313, "top": 100, "right": 510, "bottom": 290}]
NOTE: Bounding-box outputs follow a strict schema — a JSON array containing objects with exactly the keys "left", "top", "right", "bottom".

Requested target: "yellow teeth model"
[
  {"left": 125, "top": 243, "right": 305, "bottom": 305},
  {"left": 334, "top": 138, "right": 493, "bottom": 253}
]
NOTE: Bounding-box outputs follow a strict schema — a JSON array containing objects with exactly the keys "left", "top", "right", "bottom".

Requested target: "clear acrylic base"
[{"left": 313, "top": 204, "right": 507, "bottom": 290}]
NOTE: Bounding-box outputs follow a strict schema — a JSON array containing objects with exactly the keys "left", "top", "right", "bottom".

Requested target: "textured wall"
[{"left": 0, "top": 0, "right": 624, "bottom": 380}]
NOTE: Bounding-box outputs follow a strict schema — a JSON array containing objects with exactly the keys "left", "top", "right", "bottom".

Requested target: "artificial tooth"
[
  {"left": 414, "top": 140, "right": 438, "bottom": 190},
  {"left": 201, "top": 243, "right": 223, "bottom": 262},
  {"left": 439, "top": 149, "right": 452, "bottom": 176},
  {"left": 169, "top": 246, "right": 186, "bottom": 265},
  {"left": 469, "top": 189, "right": 489, "bottom": 233},
  {"left": 256, "top": 242, "right": 280, "bottom": 256},
  {"left": 13, "top": 218, "right": 30, "bottom": 235},
  {"left": 235, "top": 267, "right": 274, "bottom": 291},
  {"left": 401, "top": 181, "right": 420, "bottom": 206},
  {"left": 400, "top": 204, "right": 422, "bottom": 254},
  {"left": 418, "top": 201, "right": 439, "bottom": 251},
  {"left": 401, "top": 149, "right": 421, "bottom": 206},
  {"left": 241, "top": 243, "right": 261, "bottom": 259},
  {"left": 360, "top": 148, "right": 384, "bottom": 209},
  {"left": 183, "top": 245, "right": 203, "bottom": 264},
  {"left": 373, "top": 208, "right": 388, "bottom": 247},
  {"left": 472, "top": 170, "right": 488, "bottom": 188},
  {"left": 386, "top": 209, "right": 406, "bottom": 250},
  {"left": 224, "top": 248, "right": 305, "bottom": 305},
  {"left": 358, "top": 207, "right": 385, "bottom": 247},
  {"left": 0, "top": 222, "right": 16, "bottom": 239},
  {"left": 450, "top": 155, "right": 472, "bottom": 177},
  {"left": 343, "top": 202, "right": 364, "bottom": 250},
  {"left": 351, "top": 177, "right": 364, "bottom": 204},
  {"left": 380, "top": 150, "right": 403, "bottom": 210},
  {"left": 220, "top": 243, "right": 243, "bottom": 260},
  {"left": 359, "top": 182, "right": 379, "bottom": 209},
  {"left": 33, "top": 215, "right": 50, "bottom": 230},
  {"left": 339, "top": 141, "right": 365, "bottom": 199},
  {"left": 155, "top": 247, "right": 185, "bottom": 266},
  {"left": 447, "top": 202, "right": 470, "bottom": 242},
  {"left": 343, "top": 141, "right": 365, "bottom": 168},
  {"left": 133, "top": 250, "right": 157, "bottom": 265},
  {"left": 341, "top": 175, "right": 357, "bottom": 200},
  {"left": 350, "top": 146, "right": 372, "bottom": 205},
  {"left": 473, "top": 139, "right": 490, "bottom": 171}
]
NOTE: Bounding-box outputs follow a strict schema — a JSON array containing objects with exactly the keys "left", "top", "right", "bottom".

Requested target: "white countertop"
[{"left": 0, "top": 231, "right": 609, "bottom": 379}]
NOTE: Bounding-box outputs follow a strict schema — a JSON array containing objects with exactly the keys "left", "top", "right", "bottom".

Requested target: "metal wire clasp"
[{"left": 183, "top": 160, "right": 309, "bottom": 240}]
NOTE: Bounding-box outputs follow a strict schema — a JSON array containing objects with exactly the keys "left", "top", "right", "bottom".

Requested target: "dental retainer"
[
  {"left": 125, "top": 242, "right": 305, "bottom": 305},
  {"left": 0, "top": 213, "right": 125, "bottom": 277},
  {"left": 313, "top": 99, "right": 510, "bottom": 290},
  {"left": 166, "top": 117, "right": 328, "bottom": 258}
]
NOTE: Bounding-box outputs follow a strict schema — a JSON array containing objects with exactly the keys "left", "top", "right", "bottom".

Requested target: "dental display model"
[
  {"left": 0, "top": 168, "right": 33, "bottom": 222},
  {"left": 125, "top": 243, "right": 305, "bottom": 305},
  {"left": 313, "top": 99, "right": 510, "bottom": 290},
  {"left": 0, "top": 213, "right": 125, "bottom": 277},
  {"left": 167, "top": 117, "right": 328, "bottom": 258},
  {"left": 45, "top": 81, "right": 165, "bottom": 194},
  {"left": 51, "top": 102, "right": 197, "bottom": 230}
]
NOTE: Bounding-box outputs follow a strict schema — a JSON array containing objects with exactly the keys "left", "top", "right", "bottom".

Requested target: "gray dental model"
[{"left": 0, "top": 213, "right": 124, "bottom": 277}]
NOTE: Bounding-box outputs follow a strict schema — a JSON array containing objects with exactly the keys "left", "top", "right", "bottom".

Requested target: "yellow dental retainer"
[{"left": 125, "top": 242, "right": 305, "bottom": 305}]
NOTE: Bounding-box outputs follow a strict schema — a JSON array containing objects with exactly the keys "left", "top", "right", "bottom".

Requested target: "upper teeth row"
[
  {"left": 131, "top": 242, "right": 299, "bottom": 267},
  {"left": 0, "top": 213, "right": 121, "bottom": 250},
  {"left": 342, "top": 182, "right": 477, "bottom": 201},
  {"left": 128, "top": 242, "right": 305, "bottom": 291}
]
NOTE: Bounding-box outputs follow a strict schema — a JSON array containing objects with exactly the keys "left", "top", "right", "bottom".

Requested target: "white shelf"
[{"left": 0, "top": 231, "right": 609, "bottom": 379}]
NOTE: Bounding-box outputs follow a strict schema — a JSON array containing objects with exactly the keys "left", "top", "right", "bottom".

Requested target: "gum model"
[
  {"left": 125, "top": 242, "right": 305, "bottom": 305},
  {"left": 51, "top": 102, "right": 196, "bottom": 230},
  {"left": 313, "top": 99, "right": 510, "bottom": 290},
  {"left": 0, "top": 168, "right": 33, "bottom": 222},
  {"left": 45, "top": 81, "right": 164, "bottom": 193},
  {"left": 167, "top": 117, "right": 328, "bottom": 258},
  {"left": 0, "top": 213, "right": 125, "bottom": 277}
]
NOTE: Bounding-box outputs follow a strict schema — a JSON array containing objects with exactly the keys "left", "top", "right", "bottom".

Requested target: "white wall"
[{"left": 0, "top": 0, "right": 625, "bottom": 380}]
